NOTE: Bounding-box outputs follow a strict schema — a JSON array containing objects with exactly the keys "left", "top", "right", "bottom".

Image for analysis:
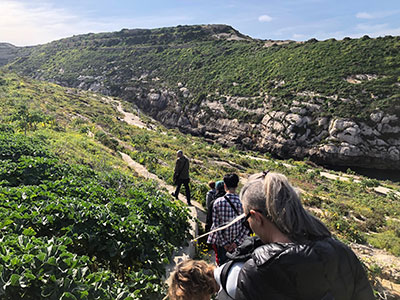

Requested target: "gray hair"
[
  {"left": 177, "top": 150, "right": 183, "bottom": 157},
  {"left": 240, "top": 172, "right": 331, "bottom": 242}
]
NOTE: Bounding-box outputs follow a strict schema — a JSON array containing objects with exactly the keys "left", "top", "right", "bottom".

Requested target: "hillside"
[
  {"left": 0, "top": 72, "right": 194, "bottom": 299},
  {"left": 0, "top": 43, "right": 20, "bottom": 66},
  {"left": 0, "top": 71, "right": 399, "bottom": 298},
  {"left": 1, "top": 24, "right": 399, "bottom": 170}
]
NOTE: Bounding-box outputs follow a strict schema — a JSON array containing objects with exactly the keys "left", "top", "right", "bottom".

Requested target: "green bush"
[
  {"left": 0, "top": 132, "right": 191, "bottom": 299},
  {"left": 369, "top": 231, "right": 400, "bottom": 256},
  {"left": 0, "top": 235, "right": 135, "bottom": 300},
  {"left": 0, "top": 133, "right": 52, "bottom": 161},
  {"left": 94, "top": 131, "right": 119, "bottom": 151}
]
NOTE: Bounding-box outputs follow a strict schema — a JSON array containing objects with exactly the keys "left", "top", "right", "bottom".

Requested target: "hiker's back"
[{"left": 205, "top": 181, "right": 225, "bottom": 232}]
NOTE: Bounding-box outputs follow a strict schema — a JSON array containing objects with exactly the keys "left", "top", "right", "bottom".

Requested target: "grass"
[{"left": 0, "top": 70, "right": 399, "bottom": 297}]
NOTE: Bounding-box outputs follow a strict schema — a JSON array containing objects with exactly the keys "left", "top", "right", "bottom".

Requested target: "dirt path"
[
  {"left": 113, "top": 100, "right": 399, "bottom": 298},
  {"left": 118, "top": 151, "right": 208, "bottom": 279},
  {"left": 101, "top": 96, "right": 149, "bottom": 129},
  {"left": 115, "top": 101, "right": 148, "bottom": 129}
]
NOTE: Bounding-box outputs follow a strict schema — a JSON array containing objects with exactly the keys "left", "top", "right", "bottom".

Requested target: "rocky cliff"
[
  {"left": 117, "top": 81, "right": 399, "bottom": 170},
  {"left": 257, "top": 102, "right": 399, "bottom": 170},
  {"left": 1, "top": 25, "right": 399, "bottom": 170}
]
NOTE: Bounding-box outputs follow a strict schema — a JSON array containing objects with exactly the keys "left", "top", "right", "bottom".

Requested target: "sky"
[{"left": 1, "top": 0, "right": 400, "bottom": 46}]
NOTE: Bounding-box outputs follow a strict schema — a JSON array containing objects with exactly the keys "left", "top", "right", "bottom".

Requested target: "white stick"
[{"left": 192, "top": 213, "right": 246, "bottom": 242}]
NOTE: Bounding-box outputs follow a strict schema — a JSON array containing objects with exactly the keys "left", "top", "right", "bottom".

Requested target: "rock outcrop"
[
  {"left": 257, "top": 108, "right": 399, "bottom": 169},
  {"left": 122, "top": 84, "right": 400, "bottom": 170}
]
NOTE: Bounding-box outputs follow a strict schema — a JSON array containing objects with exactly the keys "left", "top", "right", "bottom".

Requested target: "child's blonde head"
[{"left": 168, "top": 259, "right": 218, "bottom": 300}]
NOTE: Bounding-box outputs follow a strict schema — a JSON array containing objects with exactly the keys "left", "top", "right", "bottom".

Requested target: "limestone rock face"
[
  {"left": 257, "top": 109, "right": 400, "bottom": 169},
  {"left": 114, "top": 83, "right": 400, "bottom": 170}
]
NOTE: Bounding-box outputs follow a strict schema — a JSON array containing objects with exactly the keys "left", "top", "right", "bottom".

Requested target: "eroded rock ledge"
[
  {"left": 128, "top": 85, "right": 399, "bottom": 170},
  {"left": 44, "top": 72, "right": 400, "bottom": 170},
  {"left": 257, "top": 110, "right": 399, "bottom": 170}
]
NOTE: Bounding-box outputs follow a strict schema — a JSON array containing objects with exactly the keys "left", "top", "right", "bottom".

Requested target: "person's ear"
[{"left": 251, "top": 210, "right": 263, "bottom": 225}]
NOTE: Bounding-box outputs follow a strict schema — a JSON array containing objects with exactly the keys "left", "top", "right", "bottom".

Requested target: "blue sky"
[{"left": 1, "top": 0, "right": 400, "bottom": 46}]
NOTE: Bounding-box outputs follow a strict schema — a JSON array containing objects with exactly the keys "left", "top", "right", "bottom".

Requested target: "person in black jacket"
[
  {"left": 206, "top": 181, "right": 217, "bottom": 211},
  {"left": 235, "top": 171, "right": 375, "bottom": 300},
  {"left": 205, "top": 180, "right": 225, "bottom": 232},
  {"left": 171, "top": 150, "right": 191, "bottom": 205}
]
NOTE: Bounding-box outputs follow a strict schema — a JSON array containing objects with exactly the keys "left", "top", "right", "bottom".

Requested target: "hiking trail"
[{"left": 109, "top": 99, "right": 399, "bottom": 298}]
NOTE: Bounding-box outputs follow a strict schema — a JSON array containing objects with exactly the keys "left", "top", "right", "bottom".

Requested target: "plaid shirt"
[{"left": 207, "top": 193, "right": 249, "bottom": 247}]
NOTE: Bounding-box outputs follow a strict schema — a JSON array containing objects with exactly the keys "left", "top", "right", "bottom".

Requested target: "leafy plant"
[{"left": 0, "top": 132, "right": 191, "bottom": 299}]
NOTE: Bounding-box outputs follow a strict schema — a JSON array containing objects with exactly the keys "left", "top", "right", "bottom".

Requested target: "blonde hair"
[
  {"left": 240, "top": 172, "right": 331, "bottom": 242},
  {"left": 167, "top": 259, "right": 218, "bottom": 300}
]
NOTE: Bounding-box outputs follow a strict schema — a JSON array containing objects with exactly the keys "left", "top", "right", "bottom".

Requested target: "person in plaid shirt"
[{"left": 207, "top": 173, "right": 250, "bottom": 265}]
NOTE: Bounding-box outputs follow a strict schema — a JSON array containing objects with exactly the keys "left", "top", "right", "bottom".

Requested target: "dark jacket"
[
  {"left": 173, "top": 155, "right": 189, "bottom": 182},
  {"left": 235, "top": 237, "right": 374, "bottom": 300},
  {"left": 205, "top": 189, "right": 226, "bottom": 233},
  {"left": 206, "top": 189, "right": 217, "bottom": 210}
]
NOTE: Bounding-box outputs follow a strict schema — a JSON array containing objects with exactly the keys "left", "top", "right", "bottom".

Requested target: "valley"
[
  {"left": 0, "top": 24, "right": 399, "bottom": 299},
  {"left": 1, "top": 25, "right": 399, "bottom": 171}
]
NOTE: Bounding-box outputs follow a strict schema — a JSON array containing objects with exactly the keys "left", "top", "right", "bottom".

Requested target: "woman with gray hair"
[{"left": 233, "top": 171, "right": 374, "bottom": 300}]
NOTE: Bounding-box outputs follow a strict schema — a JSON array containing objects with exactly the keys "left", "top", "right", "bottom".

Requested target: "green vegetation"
[
  {"left": 0, "top": 132, "right": 191, "bottom": 299},
  {"left": 0, "top": 72, "right": 191, "bottom": 299},
  {"left": 1, "top": 71, "right": 399, "bottom": 257},
  {"left": 3, "top": 25, "right": 400, "bottom": 122},
  {"left": 0, "top": 64, "right": 399, "bottom": 297}
]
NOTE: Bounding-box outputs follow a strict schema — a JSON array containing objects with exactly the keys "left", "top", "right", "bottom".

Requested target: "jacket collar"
[{"left": 252, "top": 243, "right": 296, "bottom": 266}]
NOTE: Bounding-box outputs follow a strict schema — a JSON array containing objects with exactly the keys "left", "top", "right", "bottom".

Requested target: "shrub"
[
  {"left": 95, "top": 131, "right": 119, "bottom": 151},
  {"left": 369, "top": 231, "right": 400, "bottom": 256},
  {"left": 0, "top": 132, "right": 191, "bottom": 299}
]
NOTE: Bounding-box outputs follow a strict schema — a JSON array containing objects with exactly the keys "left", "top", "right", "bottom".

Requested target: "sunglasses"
[{"left": 242, "top": 209, "right": 264, "bottom": 230}]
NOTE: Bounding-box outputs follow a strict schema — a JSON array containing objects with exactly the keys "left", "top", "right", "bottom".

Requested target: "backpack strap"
[
  {"left": 220, "top": 260, "right": 235, "bottom": 299},
  {"left": 224, "top": 195, "right": 240, "bottom": 216}
]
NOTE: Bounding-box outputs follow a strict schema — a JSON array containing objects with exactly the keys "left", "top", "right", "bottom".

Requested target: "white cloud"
[
  {"left": 356, "top": 12, "right": 374, "bottom": 19},
  {"left": 0, "top": 1, "right": 111, "bottom": 46},
  {"left": 356, "top": 10, "right": 400, "bottom": 20},
  {"left": 258, "top": 14, "right": 273, "bottom": 22},
  {"left": 0, "top": 0, "right": 191, "bottom": 46}
]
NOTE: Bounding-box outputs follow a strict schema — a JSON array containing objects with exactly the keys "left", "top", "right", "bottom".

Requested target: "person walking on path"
[
  {"left": 206, "top": 181, "right": 216, "bottom": 212},
  {"left": 205, "top": 180, "right": 225, "bottom": 232},
  {"left": 207, "top": 174, "right": 250, "bottom": 265},
  {"left": 172, "top": 150, "right": 191, "bottom": 205}
]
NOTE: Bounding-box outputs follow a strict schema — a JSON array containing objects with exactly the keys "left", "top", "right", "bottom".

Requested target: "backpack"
[
  {"left": 217, "top": 260, "right": 237, "bottom": 300},
  {"left": 217, "top": 236, "right": 264, "bottom": 299}
]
